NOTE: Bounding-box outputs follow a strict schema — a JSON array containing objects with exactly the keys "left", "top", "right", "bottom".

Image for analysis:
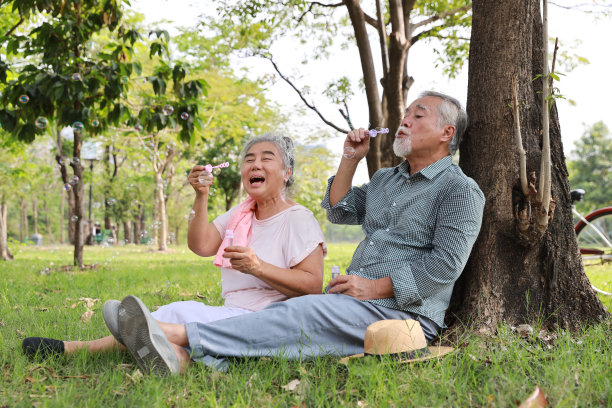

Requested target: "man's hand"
[
  {"left": 222, "top": 245, "right": 263, "bottom": 276},
  {"left": 328, "top": 274, "right": 379, "bottom": 300},
  {"left": 343, "top": 128, "right": 371, "bottom": 162}
]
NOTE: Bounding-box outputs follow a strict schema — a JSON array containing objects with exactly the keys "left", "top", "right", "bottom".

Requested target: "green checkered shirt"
[{"left": 321, "top": 156, "right": 485, "bottom": 327}]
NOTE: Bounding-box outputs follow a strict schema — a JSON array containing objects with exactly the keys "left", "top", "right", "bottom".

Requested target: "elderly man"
[{"left": 109, "top": 91, "right": 485, "bottom": 374}]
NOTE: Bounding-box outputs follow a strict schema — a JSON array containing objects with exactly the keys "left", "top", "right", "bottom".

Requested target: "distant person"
[
  {"left": 90, "top": 91, "right": 485, "bottom": 376},
  {"left": 22, "top": 133, "right": 326, "bottom": 359}
]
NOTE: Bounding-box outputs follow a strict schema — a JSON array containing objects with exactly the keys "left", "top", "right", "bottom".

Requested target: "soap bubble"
[
  {"left": 180, "top": 112, "right": 189, "bottom": 120},
  {"left": 162, "top": 104, "right": 174, "bottom": 115},
  {"left": 186, "top": 209, "right": 196, "bottom": 221},
  {"left": 106, "top": 198, "right": 116, "bottom": 206},
  {"left": 72, "top": 157, "right": 80, "bottom": 166},
  {"left": 343, "top": 146, "right": 356, "bottom": 159},
  {"left": 71, "top": 215, "right": 79, "bottom": 223},
  {"left": 92, "top": 120, "right": 100, "bottom": 127},
  {"left": 198, "top": 171, "right": 212, "bottom": 185},
  {"left": 35, "top": 117, "right": 48, "bottom": 129},
  {"left": 72, "top": 73, "right": 82, "bottom": 81},
  {"left": 19, "top": 95, "right": 29, "bottom": 104},
  {"left": 72, "top": 121, "right": 84, "bottom": 134},
  {"left": 63, "top": 184, "right": 71, "bottom": 191},
  {"left": 134, "top": 124, "right": 143, "bottom": 132},
  {"left": 121, "top": 76, "right": 129, "bottom": 84},
  {"left": 212, "top": 168, "right": 221, "bottom": 176},
  {"left": 70, "top": 175, "right": 79, "bottom": 184},
  {"left": 166, "top": 141, "right": 176, "bottom": 150},
  {"left": 209, "top": 188, "right": 216, "bottom": 196}
]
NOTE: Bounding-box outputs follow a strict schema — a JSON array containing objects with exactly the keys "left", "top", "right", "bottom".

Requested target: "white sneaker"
[
  {"left": 118, "top": 295, "right": 179, "bottom": 376},
  {"left": 102, "top": 299, "right": 124, "bottom": 345}
]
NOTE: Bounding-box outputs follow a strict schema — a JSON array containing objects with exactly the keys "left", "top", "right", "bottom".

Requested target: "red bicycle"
[{"left": 571, "top": 189, "right": 612, "bottom": 296}]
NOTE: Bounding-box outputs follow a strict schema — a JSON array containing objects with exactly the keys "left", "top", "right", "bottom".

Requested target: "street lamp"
[{"left": 82, "top": 140, "right": 103, "bottom": 245}]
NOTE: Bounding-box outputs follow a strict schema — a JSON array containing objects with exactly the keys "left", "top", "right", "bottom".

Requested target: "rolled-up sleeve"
[
  {"left": 321, "top": 175, "right": 369, "bottom": 225},
  {"left": 390, "top": 182, "right": 485, "bottom": 309}
]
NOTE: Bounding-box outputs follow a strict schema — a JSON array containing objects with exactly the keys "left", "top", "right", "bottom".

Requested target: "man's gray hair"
[
  {"left": 419, "top": 91, "right": 467, "bottom": 155},
  {"left": 240, "top": 132, "right": 295, "bottom": 187}
]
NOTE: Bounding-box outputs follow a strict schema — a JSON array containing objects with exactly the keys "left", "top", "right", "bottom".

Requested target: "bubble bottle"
[{"left": 331, "top": 265, "right": 341, "bottom": 280}]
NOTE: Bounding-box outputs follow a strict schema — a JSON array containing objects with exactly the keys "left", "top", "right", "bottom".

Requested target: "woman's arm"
[
  {"left": 222, "top": 244, "right": 325, "bottom": 297},
  {"left": 186, "top": 165, "right": 223, "bottom": 257}
]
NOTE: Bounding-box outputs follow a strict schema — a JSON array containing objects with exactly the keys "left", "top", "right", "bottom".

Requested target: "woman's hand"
[
  {"left": 188, "top": 165, "right": 213, "bottom": 195},
  {"left": 222, "top": 246, "right": 264, "bottom": 276}
]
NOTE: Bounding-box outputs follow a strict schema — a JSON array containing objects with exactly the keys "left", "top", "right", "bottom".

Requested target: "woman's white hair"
[{"left": 240, "top": 132, "right": 295, "bottom": 187}]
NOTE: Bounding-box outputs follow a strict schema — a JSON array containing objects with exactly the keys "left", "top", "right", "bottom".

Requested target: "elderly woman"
[{"left": 23, "top": 133, "right": 326, "bottom": 358}]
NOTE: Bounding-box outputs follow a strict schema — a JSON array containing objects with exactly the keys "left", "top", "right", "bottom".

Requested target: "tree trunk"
[
  {"left": 72, "top": 134, "right": 85, "bottom": 267},
  {"left": 32, "top": 196, "right": 39, "bottom": 235},
  {"left": 344, "top": 0, "right": 383, "bottom": 177},
  {"left": 20, "top": 197, "right": 28, "bottom": 242},
  {"left": 123, "top": 220, "right": 132, "bottom": 244},
  {"left": 133, "top": 217, "right": 142, "bottom": 245},
  {"left": 43, "top": 190, "right": 54, "bottom": 243},
  {"left": 60, "top": 187, "right": 65, "bottom": 244},
  {"left": 450, "top": 0, "right": 607, "bottom": 331},
  {"left": 0, "top": 196, "right": 13, "bottom": 260},
  {"left": 155, "top": 174, "right": 168, "bottom": 251}
]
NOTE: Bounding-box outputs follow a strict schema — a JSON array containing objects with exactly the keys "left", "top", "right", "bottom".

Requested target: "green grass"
[{"left": 0, "top": 244, "right": 610, "bottom": 407}]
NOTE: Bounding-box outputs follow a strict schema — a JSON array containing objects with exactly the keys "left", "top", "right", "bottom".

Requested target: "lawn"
[{"left": 0, "top": 243, "right": 609, "bottom": 407}]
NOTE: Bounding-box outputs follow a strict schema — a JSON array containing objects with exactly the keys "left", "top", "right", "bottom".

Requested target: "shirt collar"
[{"left": 394, "top": 155, "right": 453, "bottom": 180}]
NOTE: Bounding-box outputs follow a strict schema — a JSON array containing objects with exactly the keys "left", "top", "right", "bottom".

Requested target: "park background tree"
[
  {"left": 450, "top": 0, "right": 608, "bottom": 331},
  {"left": 567, "top": 121, "right": 612, "bottom": 214},
  {"left": 0, "top": 0, "right": 141, "bottom": 266}
]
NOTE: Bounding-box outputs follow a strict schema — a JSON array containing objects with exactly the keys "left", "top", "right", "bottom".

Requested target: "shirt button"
[
  {"left": 369, "top": 241, "right": 374, "bottom": 245},
  {"left": 392, "top": 202, "right": 397, "bottom": 206},
  {"left": 385, "top": 228, "right": 389, "bottom": 232},
  {"left": 359, "top": 268, "right": 363, "bottom": 272},
  {"left": 342, "top": 201, "right": 347, "bottom": 205}
]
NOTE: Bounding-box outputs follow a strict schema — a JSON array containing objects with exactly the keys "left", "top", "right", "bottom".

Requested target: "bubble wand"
[
  {"left": 198, "top": 162, "right": 229, "bottom": 184},
  {"left": 368, "top": 127, "right": 389, "bottom": 138}
]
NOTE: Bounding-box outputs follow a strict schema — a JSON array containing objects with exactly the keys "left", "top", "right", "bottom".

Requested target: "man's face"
[{"left": 394, "top": 96, "right": 445, "bottom": 159}]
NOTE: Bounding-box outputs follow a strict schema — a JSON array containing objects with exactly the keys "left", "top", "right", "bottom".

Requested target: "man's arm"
[{"left": 329, "top": 128, "right": 370, "bottom": 206}]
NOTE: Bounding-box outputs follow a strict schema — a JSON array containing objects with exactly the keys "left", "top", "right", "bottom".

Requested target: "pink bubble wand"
[
  {"left": 368, "top": 127, "right": 389, "bottom": 138},
  {"left": 203, "top": 162, "right": 229, "bottom": 173}
]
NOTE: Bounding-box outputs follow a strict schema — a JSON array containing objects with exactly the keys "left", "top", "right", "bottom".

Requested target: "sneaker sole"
[
  {"left": 118, "top": 295, "right": 178, "bottom": 376},
  {"left": 102, "top": 300, "right": 124, "bottom": 345}
]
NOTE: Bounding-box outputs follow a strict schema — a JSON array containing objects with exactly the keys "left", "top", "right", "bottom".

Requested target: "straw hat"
[{"left": 340, "top": 319, "right": 455, "bottom": 364}]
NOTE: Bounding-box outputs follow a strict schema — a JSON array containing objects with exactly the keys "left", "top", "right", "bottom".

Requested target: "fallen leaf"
[
  {"left": 39, "top": 307, "right": 49, "bottom": 312},
  {"left": 79, "top": 297, "right": 99, "bottom": 308},
  {"left": 513, "top": 324, "right": 534, "bottom": 338},
  {"left": 357, "top": 401, "right": 369, "bottom": 407},
  {"left": 196, "top": 292, "right": 206, "bottom": 299},
  {"left": 80, "top": 310, "right": 94, "bottom": 322},
  {"left": 16, "top": 329, "right": 24, "bottom": 336},
  {"left": 25, "top": 377, "right": 36, "bottom": 383},
  {"left": 118, "top": 363, "right": 134, "bottom": 370},
  {"left": 247, "top": 372, "right": 258, "bottom": 388},
  {"left": 281, "top": 379, "right": 301, "bottom": 392},
  {"left": 518, "top": 386, "right": 547, "bottom": 408},
  {"left": 70, "top": 303, "right": 78, "bottom": 309}
]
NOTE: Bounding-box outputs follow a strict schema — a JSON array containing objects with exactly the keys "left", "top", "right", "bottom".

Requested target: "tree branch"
[
  {"left": 537, "top": 0, "right": 552, "bottom": 227},
  {"left": 411, "top": 4, "right": 471, "bottom": 31},
  {"left": 261, "top": 54, "right": 349, "bottom": 134},
  {"left": 512, "top": 76, "right": 529, "bottom": 197},
  {"left": 4, "top": 14, "right": 24, "bottom": 37},
  {"left": 297, "top": 1, "right": 343, "bottom": 25},
  {"left": 338, "top": 101, "right": 354, "bottom": 130},
  {"left": 375, "top": 0, "right": 389, "bottom": 78}
]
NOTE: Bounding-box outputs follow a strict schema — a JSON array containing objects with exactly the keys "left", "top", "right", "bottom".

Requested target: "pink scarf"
[{"left": 213, "top": 196, "right": 256, "bottom": 268}]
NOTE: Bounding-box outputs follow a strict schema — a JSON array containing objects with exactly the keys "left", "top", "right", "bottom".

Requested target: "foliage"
[
  {"left": 567, "top": 121, "right": 612, "bottom": 214},
  {"left": 0, "top": 244, "right": 610, "bottom": 406}
]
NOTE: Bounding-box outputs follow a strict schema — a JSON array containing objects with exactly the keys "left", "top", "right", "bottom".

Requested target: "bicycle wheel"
[{"left": 574, "top": 206, "right": 612, "bottom": 296}]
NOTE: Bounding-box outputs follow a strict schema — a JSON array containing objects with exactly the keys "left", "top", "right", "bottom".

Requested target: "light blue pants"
[{"left": 185, "top": 294, "right": 439, "bottom": 370}]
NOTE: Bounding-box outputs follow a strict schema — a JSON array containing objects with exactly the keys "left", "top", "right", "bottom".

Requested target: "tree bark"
[
  {"left": 123, "top": 220, "right": 132, "bottom": 244},
  {"left": 0, "top": 196, "right": 13, "bottom": 260},
  {"left": 450, "top": 0, "right": 607, "bottom": 331},
  {"left": 19, "top": 197, "right": 28, "bottom": 242},
  {"left": 60, "top": 186, "right": 65, "bottom": 244},
  {"left": 43, "top": 190, "right": 54, "bottom": 243}
]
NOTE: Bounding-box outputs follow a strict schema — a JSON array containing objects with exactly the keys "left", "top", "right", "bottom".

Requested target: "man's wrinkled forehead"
[{"left": 404, "top": 98, "right": 434, "bottom": 114}]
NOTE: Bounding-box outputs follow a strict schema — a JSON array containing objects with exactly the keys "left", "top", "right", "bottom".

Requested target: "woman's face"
[{"left": 241, "top": 141, "right": 289, "bottom": 200}]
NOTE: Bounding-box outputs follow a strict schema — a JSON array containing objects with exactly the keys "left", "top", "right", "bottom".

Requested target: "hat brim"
[{"left": 339, "top": 345, "right": 455, "bottom": 365}]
